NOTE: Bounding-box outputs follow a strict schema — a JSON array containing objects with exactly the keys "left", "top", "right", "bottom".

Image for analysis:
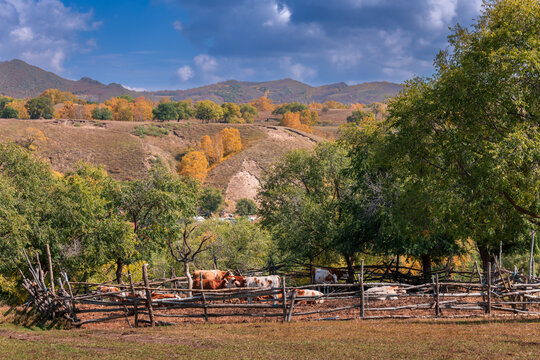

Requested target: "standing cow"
[
  {"left": 225, "top": 275, "right": 281, "bottom": 303},
  {"left": 312, "top": 268, "right": 347, "bottom": 293}
]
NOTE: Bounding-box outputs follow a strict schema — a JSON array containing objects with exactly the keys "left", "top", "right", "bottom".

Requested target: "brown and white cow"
[
  {"left": 97, "top": 285, "right": 126, "bottom": 302},
  {"left": 364, "top": 286, "right": 406, "bottom": 301},
  {"left": 193, "top": 270, "right": 232, "bottom": 282},
  {"left": 225, "top": 275, "right": 281, "bottom": 289},
  {"left": 312, "top": 268, "right": 347, "bottom": 284},
  {"left": 193, "top": 278, "right": 228, "bottom": 290},
  {"left": 293, "top": 289, "right": 325, "bottom": 304}
]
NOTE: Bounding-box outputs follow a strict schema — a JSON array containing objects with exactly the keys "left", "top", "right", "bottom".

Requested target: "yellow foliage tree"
[
  {"left": 199, "top": 135, "right": 223, "bottom": 165},
  {"left": 349, "top": 103, "right": 365, "bottom": 110},
  {"left": 16, "top": 127, "right": 48, "bottom": 151},
  {"left": 82, "top": 104, "right": 96, "bottom": 120},
  {"left": 324, "top": 100, "right": 346, "bottom": 109},
  {"left": 220, "top": 128, "right": 242, "bottom": 156},
  {"left": 41, "top": 89, "right": 82, "bottom": 104},
  {"left": 250, "top": 96, "right": 275, "bottom": 112},
  {"left": 133, "top": 97, "right": 154, "bottom": 121},
  {"left": 177, "top": 150, "right": 209, "bottom": 181},
  {"left": 308, "top": 102, "right": 324, "bottom": 110},
  {"left": 299, "top": 109, "right": 319, "bottom": 126},
  {"left": 9, "top": 100, "right": 29, "bottom": 119},
  {"left": 280, "top": 111, "right": 312, "bottom": 133},
  {"left": 105, "top": 97, "right": 134, "bottom": 121},
  {"left": 57, "top": 101, "right": 81, "bottom": 119}
]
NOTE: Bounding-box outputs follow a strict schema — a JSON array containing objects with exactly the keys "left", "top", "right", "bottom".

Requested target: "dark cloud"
[{"left": 172, "top": 0, "right": 483, "bottom": 84}]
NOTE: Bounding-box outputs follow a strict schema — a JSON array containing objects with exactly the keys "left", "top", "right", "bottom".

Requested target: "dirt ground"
[{"left": 70, "top": 294, "right": 540, "bottom": 330}]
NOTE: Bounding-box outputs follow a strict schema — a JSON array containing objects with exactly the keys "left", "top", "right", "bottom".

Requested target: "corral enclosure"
[{"left": 20, "top": 249, "right": 540, "bottom": 329}]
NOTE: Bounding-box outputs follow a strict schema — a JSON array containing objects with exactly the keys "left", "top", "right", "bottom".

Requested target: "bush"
[
  {"left": 133, "top": 124, "right": 170, "bottom": 138},
  {"left": 235, "top": 198, "right": 257, "bottom": 216}
]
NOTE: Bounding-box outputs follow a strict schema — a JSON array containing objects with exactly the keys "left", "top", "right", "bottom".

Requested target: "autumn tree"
[
  {"left": 324, "top": 100, "right": 347, "bottom": 109},
  {"left": 105, "top": 97, "right": 134, "bottom": 121},
  {"left": 220, "top": 128, "right": 242, "bottom": 156},
  {"left": 347, "top": 109, "right": 375, "bottom": 124},
  {"left": 8, "top": 100, "right": 29, "bottom": 119},
  {"left": 57, "top": 101, "right": 81, "bottom": 120},
  {"left": 280, "top": 111, "right": 311, "bottom": 133},
  {"left": 272, "top": 102, "right": 308, "bottom": 115},
  {"left": 133, "top": 97, "right": 154, "bottom": 121},
  {"left": 199, "top": 135, "right": 222, "bottom": 164},
  {"left": 177, "top": 151, "right": 209, "bottom": 181},
  {"left": 250, "top": 96, "right": 275, "bottom": 112},
  {"left": 0, "top": 96, "right": 18, "bottom": 119},
  {"left": 174, "top": 100, "right": 195, "bottom": 121},
  {"left": 299, "top": 109, "right": 319, "bottom": 126},
  {"left": 40, "top": 89, "right": 82, "bottom": 104},
  {"left": 16, "top": 128, "right": 48, "bottom": 151}
]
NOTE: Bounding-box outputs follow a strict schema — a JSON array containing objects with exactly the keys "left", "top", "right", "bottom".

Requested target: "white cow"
[{"left": 364, "top": 286, "right": 406, "bottom": 301}]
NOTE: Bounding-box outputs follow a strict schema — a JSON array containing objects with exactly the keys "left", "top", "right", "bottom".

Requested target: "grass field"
[{"left": 1, "top": 309, "right": 538, "bottom": 360}]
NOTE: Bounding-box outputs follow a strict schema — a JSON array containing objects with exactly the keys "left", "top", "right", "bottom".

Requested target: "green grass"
[
  {"left": 133, "top": 124, "right": 170, "bottom": 138},
  {"left": 1, "top": 309, "right": 538, "bottom": 360}
]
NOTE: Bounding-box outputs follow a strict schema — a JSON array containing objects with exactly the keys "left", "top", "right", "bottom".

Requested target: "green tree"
[
  {"left": 221, "top": 102, "right": 243, "bottom": 123},
  {"left": 152, "top": 102, "right": 178, "bottom": 121},
  {"left": 25, "top": 96, "right": 54, "bottom": 119},
  {"left": 91, "top": 107, "right": 113, "bottom": 120},
  {"left": 174, "top": 100, "right": 195, "bottom": 121},
  {"left": 346, "top": 110, "right": 375, "bottom": 124},
  {"left": 272, "top": 102, "right": 308, "bottom": 115},
  {"left": 198, "top": 187, "right": 224, "bottom": 217},
  {"left": 117, "top": 95, "right": 134, "bottom": 103},
  {"left": 0, "top": 106, "right": 19, "bottom": 119},
  {"left": 195, "top": 100, "right": 224, "bottom": 123},
  {"left": 240, "top": 103, "right": 258, "bottom": 123},
  {"left": 235, "top": 198, "right": 257, "bottom": 216}
]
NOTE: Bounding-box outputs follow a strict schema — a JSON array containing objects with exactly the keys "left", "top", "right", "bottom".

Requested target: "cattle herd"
[{"left": 96, "top": 268, "right": 406, "bottom": 305}]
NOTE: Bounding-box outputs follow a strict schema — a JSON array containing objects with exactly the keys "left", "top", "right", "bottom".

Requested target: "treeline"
[{"left": 257, "top": 0, "right": 539, "bottom": 278}]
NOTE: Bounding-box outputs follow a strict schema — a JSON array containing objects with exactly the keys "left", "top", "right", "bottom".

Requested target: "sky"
[{"left": 0, "top": 0, "right": 484, "bottom": 91}]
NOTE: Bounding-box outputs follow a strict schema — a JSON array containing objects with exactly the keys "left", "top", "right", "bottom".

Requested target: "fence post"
[
  {"left": 282, "top": 276, "right": 287, "bottom": 322},
  {"left": 128, "top": 274, "right": 138, "bottom": 327},
  {"left": 200, "top": 272, "right": 208, "bottom": 322},
  {"left": 486, "top": 262, "right": 491, "bottom": 314},
  {"left": 435, "top": 273, "right": 440, "bottom": 317},
  {"left": 530, "top": 231, "right": 536, "bottom": 280},
  {"left": 142, "top": 263, "right": 155, "bottom": 327},
  {"left": 359, "top": 259, "right": 365, "bottom": 319},
  {"left": 45, "top": 243, "right": 55, "bottom": 296},
  {"left": 286, "top": 289, "right": 296, "bottom": 322}
]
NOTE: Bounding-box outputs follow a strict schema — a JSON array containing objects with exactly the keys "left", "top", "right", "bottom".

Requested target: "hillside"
[
  {"left": 0, "top": 59, "right": 401, "bottom": 104},
  {"left": 0, "top": 118, "right": 319, "bottom": 208}
]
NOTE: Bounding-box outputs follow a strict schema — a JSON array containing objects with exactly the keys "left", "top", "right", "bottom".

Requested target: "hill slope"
[
  {"left": 0, "top": 118, "right": 319, "bottom": 208},
  {"left": 0, "top": 59, "right": 401, "bottom": 104}
]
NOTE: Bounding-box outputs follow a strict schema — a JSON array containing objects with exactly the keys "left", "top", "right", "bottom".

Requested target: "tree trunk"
[
  {"left": 184, "top": 262, "right": 193, "bottom": 298},
  {"left": 344, "top": 254, "right": 355, "bottom": 284},
  {"left": 421, "top": 254, "right": 432, "bottom": 280},
  {"left": 478, "top": 245, "right": 491, "bottom": 273},
  {"left": 116, "top": 258, "right": 124, "bottom": 284}
]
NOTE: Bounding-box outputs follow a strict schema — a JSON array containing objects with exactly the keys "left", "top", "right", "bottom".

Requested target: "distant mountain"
[{"left": 0, "top": 59, "right": 401, "bottom": 104}]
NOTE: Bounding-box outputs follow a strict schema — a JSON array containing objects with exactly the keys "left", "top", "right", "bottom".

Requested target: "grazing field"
[{"left": 0, "top": 308, "right": 538, "bottom": 360}]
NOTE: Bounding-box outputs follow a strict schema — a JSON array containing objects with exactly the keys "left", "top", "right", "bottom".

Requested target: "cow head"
[{"left": 225, "top": 276, "right": 245, "bottom": 288}]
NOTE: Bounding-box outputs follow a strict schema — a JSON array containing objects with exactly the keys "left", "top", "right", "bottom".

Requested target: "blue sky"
[{"left": 0, "top": 0, "right": 484, "bottom": 90}]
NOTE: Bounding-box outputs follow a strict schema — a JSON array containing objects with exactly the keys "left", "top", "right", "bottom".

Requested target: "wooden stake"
[
  {"left": 46, "top": 244, "right": 55, "bottom": 296},
  {"left": 529, "top": 231, "right": 536, "bottom": 279},
  {"left": 142, "top": 264, "right": 155, "bottom": 327},
  {"left": 200, "top": 272, "right": 208, "bottom": 322},
  {"left": 286, "top": 289, "right": 296, "bottom": 322},
  {"left": 282, "top": 276, "right": 287, "bottom": 322},
  {"left": 499, "top": 241, "right": 503, "bottom": 268},
  {"left": 359, "top": 259, "right": 365, "bottom": 318},
  {"left": 434, "top": 274, "right": 440, "bottom": 317},
  {"left": 486, "top": 262, "right": 492, "bottom": 314},
  {"left": 128, "top": 274, "right": 139, "bottom": 327}
]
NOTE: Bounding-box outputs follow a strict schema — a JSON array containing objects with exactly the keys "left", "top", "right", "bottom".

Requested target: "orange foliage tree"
[
  {"left": 56, "top": 101, "right": 82, "bottom": 119},
  {"left": 349, "top": 103, "right": 365, "bottom": 110},
  {"left": 299, "top": 109, "right": 319, "bottom": 126},
  {"left": 308, "top": 102, "right": 324, "bottom": 110},
  {"left": 220, "top": 128, "right": 242, "bottom": 156},
  {"left": 82, "top": 104, "right": 96, "bottom": 120},
  {"left": 324, "top": 100, "right": 347, "bottom": 109},
  {"left": 133, "top": 97, "right": 154, "bottom": 121},
  {"left": 199, "top": 135, "right": 223, "bottom": 165},
  {"left": 280, "top": 111, "right": 312, "bottom": 133},
  {"left": 250, "top": 96, "right": 275, "bottom": 112},
  {"left": 177, "top": 150, "right": 209, "bottom": 181},
  {"left": 9, "top": 99, "right": 29, "bottom": 119},
  {"left": 41, "top": 89, "right": 83, "bottom": 104},
  {"left": 105, "top": 97, "right": 134, "bottom": 121}
]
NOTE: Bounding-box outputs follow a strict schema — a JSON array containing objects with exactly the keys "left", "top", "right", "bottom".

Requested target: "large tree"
[{"left": 384, "top": 0, "right": 539, "bottom": 269}]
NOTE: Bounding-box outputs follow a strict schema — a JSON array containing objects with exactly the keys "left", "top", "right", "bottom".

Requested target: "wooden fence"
[{"left": 19, "top": 250, "right": 540, "bottom": 328}]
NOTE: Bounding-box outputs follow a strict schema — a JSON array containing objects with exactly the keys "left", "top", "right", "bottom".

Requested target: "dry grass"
[{"left": 0, "top": 305, "right": 538, "bottom": 360}]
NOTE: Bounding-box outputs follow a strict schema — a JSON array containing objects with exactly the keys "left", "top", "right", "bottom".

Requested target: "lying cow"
[
  {"left": 97, "top": 285, "right": 126, "bottom": 302},
  {"left": 225, "top": 275, "right": 281, "bottom": 303},
  {"left": 364, "top": 286, "right": 406, "bottom": 301},
  {"left": 193, "top": 269, "right": 232, "bottom": 282},
  {"left": 312, "top": 268, "right": 347, "bottom": 284},
  {"left": 293, "top": 289, "right": 325, "bottom": 304}
]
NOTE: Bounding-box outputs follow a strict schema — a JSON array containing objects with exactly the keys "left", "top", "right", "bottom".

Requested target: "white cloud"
[
  {"left": 172, "top": 20, "right": 183, "bottom": 31},
  {"left": 280, "top": 57, "right": 316, "bottom": 81},
  {"left": 122, "top": 84, "right": 147, "bottom": 92},
  {"left": 194, "top": 54, "right": 218, "bottom": 73},
  {"left": 425, "top": 0, "right": 458, "bottom": 29},
  {"left": 177, "top": 65, "right": 194, "bottom": 81},
  {"left": 10, "top": 26, "right": 33, "bottom": 42},
  {"left": 263, "top": 2, "right": 291, "bottom": 27},
  {"left": 0, "top": 0, "right": 98, "bottom": 72}
]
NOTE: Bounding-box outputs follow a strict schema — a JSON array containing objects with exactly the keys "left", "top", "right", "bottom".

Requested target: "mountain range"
[{"left": 0, "top": 59, "right": 401, "bottom": 104}]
